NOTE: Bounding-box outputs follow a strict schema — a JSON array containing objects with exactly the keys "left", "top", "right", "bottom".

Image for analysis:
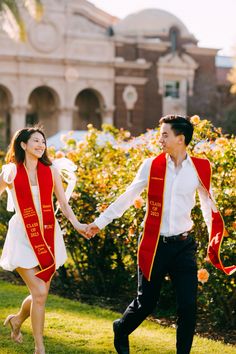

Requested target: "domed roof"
[{"left": 114, "top": 9, "right": 193, "bottom": 39}]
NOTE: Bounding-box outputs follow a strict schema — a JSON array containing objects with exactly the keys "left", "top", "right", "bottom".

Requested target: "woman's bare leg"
[
  {"left": 5, "top": 294, "right": 32, "bottom": 342},
  {"left": 17, "top": 294, "right": 32, "bottom": 322},
  {"left": 17, "top": 267, "right": 51, "bottom": 354}
]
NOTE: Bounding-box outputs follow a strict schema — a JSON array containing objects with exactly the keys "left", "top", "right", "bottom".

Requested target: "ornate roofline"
[{"left": 67, "top": 0, "right": 119, "bottom": 28}]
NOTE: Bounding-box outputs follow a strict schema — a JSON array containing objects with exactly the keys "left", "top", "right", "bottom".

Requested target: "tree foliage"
[{"left": 0, "top": 0, "right": 43, "bottom": 41}]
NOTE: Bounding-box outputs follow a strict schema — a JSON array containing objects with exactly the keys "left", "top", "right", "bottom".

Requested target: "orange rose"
[
  {"left": 55, "top": 151, "right": 65, "bottom": 159},
  {"left": 224, "top": 209, "right": 233, "bottom": 216},
  {"left": 134, "top": 196, "right": 144, "bottom": 209},
  {"left": 232, "top": 221, "right": 236, "bottom": 230},
  {"left": 98, "top": 204, "right": 108, "bottom": 212},
  {"left": 223, "top": 229, "right": 229, "bottom": 237},
  {"left": 190, "top": 115, "right": 200, "bottom": 125},
  {"left": 66, "top": 151, "right": 77, "bottom": 161},
  {"left": 128, "top": 227, "right": 135, "bottom": 237},
  {"left": 197, "top": 268, "right": 209, "bottom": 284},
  {"left": 215, "top": 137, "right": 228, "bottom": 146}
]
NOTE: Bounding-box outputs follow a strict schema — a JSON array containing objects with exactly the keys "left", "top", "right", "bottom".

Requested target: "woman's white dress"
[{"left": 0, "top": 165, "right": 68, "bottom": 271}]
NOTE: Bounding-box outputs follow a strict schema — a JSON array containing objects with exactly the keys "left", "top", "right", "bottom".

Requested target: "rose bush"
[
  {"left": 52, "top": 119, "right": 235, "bottom": 328},
  {"left": 0, "top": 118, "right": 235, "bottom": 329},
  {"left": 0, "top": 151, "right": 10, "bottom": 250}
]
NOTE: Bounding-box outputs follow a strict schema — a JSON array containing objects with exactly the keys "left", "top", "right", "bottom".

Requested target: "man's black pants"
[{"left": 118, "top": 235, "right": 198, "bottom": 354}]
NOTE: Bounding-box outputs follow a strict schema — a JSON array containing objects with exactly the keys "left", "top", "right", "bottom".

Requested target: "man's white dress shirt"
[{"left": 94, "top": 154, "right": 212, "bottom": 237}]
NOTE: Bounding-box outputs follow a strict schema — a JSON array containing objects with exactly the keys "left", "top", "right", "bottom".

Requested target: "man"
[{"left": 86, "top": 115, "right": 235, "bottom": 354}]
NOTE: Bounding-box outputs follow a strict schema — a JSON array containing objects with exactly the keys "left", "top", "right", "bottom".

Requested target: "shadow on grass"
[
  {"left": 0, "top": 279, "right": 118, "bottom": 321},
  {"left": 1, "top": 280, "right": 235, "bottom": 354},
  {"left": 0, "top": 332, "right": 176, "bottom": 354},
  {"left": 0, "top": 336, "right": 114, "bottom": 354}
]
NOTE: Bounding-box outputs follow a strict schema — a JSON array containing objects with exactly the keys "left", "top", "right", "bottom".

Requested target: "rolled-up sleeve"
[
  {"left": 197, "top": 184, "right": 216, "bottom": 235},
  {"left": 94, "top": 158, "right": 152, "bottom": 229}
]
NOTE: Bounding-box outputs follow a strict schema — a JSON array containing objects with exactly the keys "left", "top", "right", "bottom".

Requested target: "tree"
[
  {"left": 228, "top": 57, "right": 236, "bottom": 94},
  {"left": 0, "top": 0, "right": 43, "bottom": 41}
]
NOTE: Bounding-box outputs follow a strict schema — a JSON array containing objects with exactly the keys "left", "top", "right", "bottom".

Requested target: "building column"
[
  {"left": 102, "top": 105, "right": 115, "bottom": 125},
  {"left": 10, "top": 106, "right": 26, "bottom": 137},
  {"left": 58, "top": 108, "right": 74, "bottom": 131}
]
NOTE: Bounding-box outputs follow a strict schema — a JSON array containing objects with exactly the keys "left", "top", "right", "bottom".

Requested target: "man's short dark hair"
[{"left": 159, "top": 114, "right": 194, "bottom": 146}]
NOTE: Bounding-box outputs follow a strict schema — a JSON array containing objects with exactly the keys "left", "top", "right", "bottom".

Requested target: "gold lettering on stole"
[
  {"left": 150, "top": 200, "right": 161, "bottom": 217},
  {"left": 35, "top": 244, "right": 48, "bottom": 255}
]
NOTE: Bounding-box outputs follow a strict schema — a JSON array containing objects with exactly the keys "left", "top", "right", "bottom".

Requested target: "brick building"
[{"left": 0, "top": 0, "right": 235, "bottom": 148}]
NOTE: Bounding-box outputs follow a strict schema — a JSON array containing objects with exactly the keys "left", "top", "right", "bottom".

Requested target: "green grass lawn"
[{"left": 0, "top": 280, "right": 235, "bottom": 353}]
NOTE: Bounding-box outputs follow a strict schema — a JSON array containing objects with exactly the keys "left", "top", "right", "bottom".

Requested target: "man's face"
[{"left": 159, "top": 123, "right": 183, "bottom": 154}]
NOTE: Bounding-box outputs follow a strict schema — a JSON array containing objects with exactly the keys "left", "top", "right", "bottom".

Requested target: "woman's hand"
[
  {"left": 76, "top": 223, "right": 90, "bottom": 239},
  {"left": 85, "top": 223, "right": 100, "bottom": 239},
  {"left": 76, "top": 222, "right": 100, "bottom": 239}
]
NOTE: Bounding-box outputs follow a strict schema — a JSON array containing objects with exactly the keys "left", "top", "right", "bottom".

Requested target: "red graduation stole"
[
  {"left": 14, "top": 162, "right": 56, "bottom": 282},
  {"left": 191, "top": 156, "right": 235, "bottom": 276},
  {"left": 138, "top": 153, "right": 236, "bottom": 281}
]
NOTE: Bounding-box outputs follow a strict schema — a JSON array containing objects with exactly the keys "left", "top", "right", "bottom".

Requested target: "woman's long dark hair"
[{"left": 5, "top": 126, "right": 52, "bottom": 166}]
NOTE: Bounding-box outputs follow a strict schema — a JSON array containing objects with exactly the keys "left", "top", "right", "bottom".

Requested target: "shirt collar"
[{"left": 166, "top": 153, "right": 191, "bottom": 168}]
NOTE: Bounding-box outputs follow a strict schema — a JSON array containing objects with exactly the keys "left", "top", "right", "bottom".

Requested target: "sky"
[{"left": 90, "top": 0, "right": 236, "bottom": 56}]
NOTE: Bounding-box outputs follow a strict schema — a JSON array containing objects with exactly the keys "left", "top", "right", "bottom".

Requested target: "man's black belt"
[{"left": 160, "top": 232, "right": 189, "bottom": 243}]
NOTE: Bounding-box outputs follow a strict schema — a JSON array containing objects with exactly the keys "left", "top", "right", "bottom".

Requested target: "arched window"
[
  {"left": 26, "top": 86, "right": 60, "bottom": 136},
  {"left": 73, "top": 89, "right": 103, "bottom": 130}
]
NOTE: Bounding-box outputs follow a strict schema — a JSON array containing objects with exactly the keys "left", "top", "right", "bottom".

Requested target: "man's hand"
[
  {"left": 86, "top": 222, "right": 100, "bottom": 239},
  {"left": 76, "top": 223, "right": 90, "bottom": 239}
]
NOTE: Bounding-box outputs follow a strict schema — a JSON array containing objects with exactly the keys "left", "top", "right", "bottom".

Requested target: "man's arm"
[{"left": 86, "top": 158, "right": 153, "bottom": 238}]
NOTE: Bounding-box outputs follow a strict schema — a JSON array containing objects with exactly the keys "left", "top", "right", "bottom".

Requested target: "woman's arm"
[
  {"left": 0, "top": 163, "right": 16, "bottom": 197},
  {"left": 52, "top": 167, "right": 88, "bottom": 238},
  {"left": 0, "top": 173, "right": 8, "bottom": 197}
]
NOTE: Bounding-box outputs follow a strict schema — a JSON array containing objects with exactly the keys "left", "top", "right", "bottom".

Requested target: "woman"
[{"left": 0, "top": 127, "right": 88, "bottom": 354}]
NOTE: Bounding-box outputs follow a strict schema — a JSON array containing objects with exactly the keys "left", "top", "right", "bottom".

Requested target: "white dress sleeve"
[
  {"left": 52, "top": 157, "right": 77, "bottom": 202},
  {"left": 1, "top": 163, "right": 17, "bottom": 212},
  {"left": 2, "top": 163, "right": 17, "bottom": 184}
]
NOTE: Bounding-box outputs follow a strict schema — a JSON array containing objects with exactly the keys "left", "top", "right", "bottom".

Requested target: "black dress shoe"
[{"left": 113, "top": 319, "right": 130, "bottom": 354}]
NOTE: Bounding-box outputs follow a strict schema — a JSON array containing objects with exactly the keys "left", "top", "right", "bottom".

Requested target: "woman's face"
[{"left": 21, "top": 132, "right": 46, "bottom": 159}]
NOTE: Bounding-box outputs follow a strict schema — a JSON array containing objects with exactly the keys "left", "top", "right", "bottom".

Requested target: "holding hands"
[{"left": 76, "top": 222, "right": 100, "bottom": 240}]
